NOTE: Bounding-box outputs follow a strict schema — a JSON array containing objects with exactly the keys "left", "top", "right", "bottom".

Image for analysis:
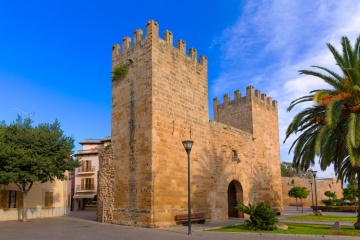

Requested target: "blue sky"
[{"left": 1, "top": 0, "right": 360, "bottom": 178}]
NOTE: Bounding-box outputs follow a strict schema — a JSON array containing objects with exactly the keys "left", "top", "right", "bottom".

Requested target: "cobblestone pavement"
[{"left": 0, "top": 207, "right": 358, "bottom": 240}]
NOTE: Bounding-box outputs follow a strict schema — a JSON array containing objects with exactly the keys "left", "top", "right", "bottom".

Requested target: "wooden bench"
[{"left": 175, "top": 212, "right": 206, "bottom": 224}]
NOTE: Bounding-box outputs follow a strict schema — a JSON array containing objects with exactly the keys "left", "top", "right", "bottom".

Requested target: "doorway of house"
[{"left": 227, "top": 180, "right": 243, "bottom": 218}]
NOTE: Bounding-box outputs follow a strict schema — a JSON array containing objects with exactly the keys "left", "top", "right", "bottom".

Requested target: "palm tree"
[{"left": 284, "top": 36, "right": 360, "bottom": 229}]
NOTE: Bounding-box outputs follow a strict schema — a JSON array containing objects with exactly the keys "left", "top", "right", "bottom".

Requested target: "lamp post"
[
  {"left": 309, "top": 180, "right": 314, "bottom": 208},
  {"left": 182, "top": 140, "right": 194, "bottom": 235},
  {"left": 311, "top": 171, "right": 318, "bottom": 211}
]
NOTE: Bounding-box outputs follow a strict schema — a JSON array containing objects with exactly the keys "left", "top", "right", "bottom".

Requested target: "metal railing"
[
  {"left": 75, "top": 184, "right": 96, "bottom": 191},
  {"left": 77, "top": 166, "right": 96, "bottom": 173}
]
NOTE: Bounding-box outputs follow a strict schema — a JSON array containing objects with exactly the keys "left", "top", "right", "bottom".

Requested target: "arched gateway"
[{"left": 227, "top": 180, "right": 243, "bottom": 218}]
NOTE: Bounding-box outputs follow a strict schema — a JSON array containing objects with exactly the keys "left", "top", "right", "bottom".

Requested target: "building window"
[
  {"left": 232, "top": 150, "right": 240, "bottom": 163},
  {"left": 8, "top": 191, "right": 17, "bottom": 208},
  {"left": 81, "top": 160, "right": 92, "bottom": 172},
  {"left": 81, "top": 178, "right": 94, "bottom": 190},
  {"left": 44, "top": 191, "right": 54, "bottom": 208}
]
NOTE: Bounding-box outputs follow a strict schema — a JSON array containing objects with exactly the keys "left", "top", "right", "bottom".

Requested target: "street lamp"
[
  {"left": 309, "top": 180, "right": 314, "bottom": 208},
  {"left": 182, "top": 140, "right": 194, "bottom": 235},
  {"left": 311, "top": 171, "right": 318, "bottom": 211}
]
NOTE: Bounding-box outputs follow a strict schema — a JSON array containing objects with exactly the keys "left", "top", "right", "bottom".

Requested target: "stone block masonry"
[
  {"left": 99, "top": 20, "right": 283, "bottom": 227},
  {"left": 282, "top": 177, "right": 343, "bottom": 206}
]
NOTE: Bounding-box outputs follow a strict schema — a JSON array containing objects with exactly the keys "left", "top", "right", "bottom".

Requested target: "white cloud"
[{"left": 212, "top": 0, "right": 360, "bottom": 178}]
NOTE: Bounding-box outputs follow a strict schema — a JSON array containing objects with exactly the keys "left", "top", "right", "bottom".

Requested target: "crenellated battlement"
[
  {"left": 112, "top": 20, "right": 207, "bottom": 67},
  {"left": 213, "top": 85, "right": 278, "bottom": 109}
]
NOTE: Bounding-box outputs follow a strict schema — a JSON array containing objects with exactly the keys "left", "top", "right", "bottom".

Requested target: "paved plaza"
[{"left": 0, "top": 207, "right": 358, "bottom": 240}]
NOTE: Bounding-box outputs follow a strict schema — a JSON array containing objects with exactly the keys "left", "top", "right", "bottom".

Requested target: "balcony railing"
[
  {"left": 75, "top": 184, "right": 96, "bottom": 191},
  {"left": 77, "top": 166, "right": 96, "bottom": 173}
]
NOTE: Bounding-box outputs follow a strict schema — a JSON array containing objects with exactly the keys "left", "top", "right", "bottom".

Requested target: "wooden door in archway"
[{"left": 228, "top": 181, "right": 238, "bottom": 217}]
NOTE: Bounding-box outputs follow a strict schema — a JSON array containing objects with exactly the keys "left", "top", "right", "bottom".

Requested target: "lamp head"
[
  {"left": 311, "top": 170, "right": 317, "bottom": 177},
  {"left": 182, "top": 140, "right": 194, "bottom": 153}
]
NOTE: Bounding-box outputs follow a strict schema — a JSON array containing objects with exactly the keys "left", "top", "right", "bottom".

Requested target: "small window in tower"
[{"left": 232, "top": 150, "right": 240, "bottom": 163}]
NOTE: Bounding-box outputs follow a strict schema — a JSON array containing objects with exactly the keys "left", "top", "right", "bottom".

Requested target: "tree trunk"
[
  {"left": 301, "top": 198, "right": 303, "bottom": 213},
  {"left": 296, "top": 198, "right": 298, "bottom": 210},
  {"left": 354, "top": 167, "right": 360, "bottom": 229},
  {"left": 22, "top": 191, "right": 27, "bottom": 222}
]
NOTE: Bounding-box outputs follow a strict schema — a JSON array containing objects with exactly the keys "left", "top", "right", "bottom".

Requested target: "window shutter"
[
  {"left": 91, "top": 178, "right": 94, "bottom": 190},
  {"left": 17, "top": 191, "right": 23, "bottom": 209},
  {"left": 0, "top": 190, "right": 7, "bottom": 209},
  {"left": 48, "top": 192, "right": 53, "bottom": 207},
  {"left": 45, "top": 192, "right": 49, "bottom": 207},
  {"left": 44, "top": 192, "right": 53, "bottom": 207},
  {"left": 81, "top": 178, "right": 85, "bottom": 190}
]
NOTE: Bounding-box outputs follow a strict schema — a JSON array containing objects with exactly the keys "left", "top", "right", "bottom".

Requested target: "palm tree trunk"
[
  {"left": 354, "top": 167, "right": 360, "bottom": 229},
  {"left": 22, "top": 191, "right": 27, "bottom": 223}
]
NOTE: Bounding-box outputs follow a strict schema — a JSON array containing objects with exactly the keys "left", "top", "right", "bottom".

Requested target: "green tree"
[
  {"left": 284, "top": 35, "right": 360, "bottom": 229},
  {"left": 325, "top": 191, "right": 337, "bottom": 199},
  {"left": 343, "top": 185, "right": 358, "bottom": 204},
  {"left": 322, "top": 191, "right": 338, "bottom": 206},
  {"left": 281, "top": 161, "right": 313, "bottom": 178},
  {"left": 288, "top": 186, "right": 309, "bottom": 213},
  {"left": 0, "top": 116, "right": 79, "bottom": 222}
]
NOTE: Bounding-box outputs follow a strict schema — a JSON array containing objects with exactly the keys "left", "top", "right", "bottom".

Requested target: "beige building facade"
[
  {"left": 0, "top": 178, "right": 71, "bottom": 221},
  {"left": 98, "top": 20, "right": 283, "bottom": 227},
  {"left": 73, "top": 137, "right": 110, "bottom": 211}
]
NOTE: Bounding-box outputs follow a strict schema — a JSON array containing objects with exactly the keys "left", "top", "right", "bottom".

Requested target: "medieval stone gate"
[{"left": 97, "top": 20, "right": 283, "bottom": 227}]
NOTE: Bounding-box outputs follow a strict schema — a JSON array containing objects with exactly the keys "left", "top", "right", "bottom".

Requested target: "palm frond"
[
  {"left": 345, "top": 132, "right": 360, "bottom": 166},
  {"left": 348, "top": 112, "right": 360, "bottom": 148},
  {"left": 299, "top": 70, "right": 343, "bottom": 90},
  {"left": 287, "top": 95, "right": 314, "bottom": 112},
  {"left": 313, "top": 90, "right": 331, "bottom": 104},
  {"left": 342, "top": 68, "right": 360, "bottom": 87},
  {"left": 326, "top": 98, "right": 344, "bottom": 127},
  {"left": 311, "top": 65, "right": 342, "bottom": 81},
  {"left": 341, "top": 36, "right": 354, "bottom": 68},
  {"left": 327, "top": 43, "right": 346, "bottom": 69}
]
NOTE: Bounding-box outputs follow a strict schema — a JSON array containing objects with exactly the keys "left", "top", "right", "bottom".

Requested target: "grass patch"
[
  {"left": 285, "top": 214, "right": 356, "bottom": 222},
  {"left": 207, "top": 223, "right": 360, "bottom": 236}
]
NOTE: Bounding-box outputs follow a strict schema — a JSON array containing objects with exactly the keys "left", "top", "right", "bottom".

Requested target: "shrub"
[
  {"left": 324, "top": 191, "right": 337, "bottom": 199},
  {"left": 321, "top": 199, "right": 334, "bottom": 206},
  {"left": 111, "top": 64, "right": 128, "bottom": 81},
  {"left": 235, "top": 203, "right": 278, "bottom": 230}
]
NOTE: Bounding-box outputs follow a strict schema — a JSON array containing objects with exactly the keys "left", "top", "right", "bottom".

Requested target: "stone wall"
[
  {"left": 97, "top": 147, "right": 114, "bottom": 223},
  {"left": 107, "top": 20, "right": 283, "bottom": 227},
  {"left": 282, "top": 177, "right": 343, "bottom": 206}
]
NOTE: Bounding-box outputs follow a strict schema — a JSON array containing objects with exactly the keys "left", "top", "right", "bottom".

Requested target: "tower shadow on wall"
[{"left": 191, "top": 143, "right": 239, "bottom": 220}]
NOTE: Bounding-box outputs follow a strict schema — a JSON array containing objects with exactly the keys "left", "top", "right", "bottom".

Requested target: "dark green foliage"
[
  {"left": 288, "top": 186, "right": 309, "bottom": 212},
  {"left": 324, "top": 191, "right": 337, "bottom": 199},
  {"left": 111, "top": 64, "right": 128, "bottom": 81},
  {"left": 0, "top": 116, "right": 80, "bottom": 222},
  {"left": 0, "top": 116, "right": 79, "bottom": 186},
  {"left": 343, "top": 185, "right": 358, "bottom": 202},
  {"left": 321, "top": 199, "right": 334, "bottom": 206},
  {"left": 235, "top": 203, "right": 278, "bottom": 230}
]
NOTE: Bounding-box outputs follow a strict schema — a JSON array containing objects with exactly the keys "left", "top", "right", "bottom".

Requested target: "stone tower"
[
  {"left": 213, "top": 87, "right": 282, "bottom": 210},
  {"left": 98, "top": 20, "right": 283, "bottom": 227}
]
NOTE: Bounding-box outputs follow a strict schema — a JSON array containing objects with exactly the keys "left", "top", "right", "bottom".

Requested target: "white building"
[{"left": 72, "top": 137, "right": 111, "bottom": 211}]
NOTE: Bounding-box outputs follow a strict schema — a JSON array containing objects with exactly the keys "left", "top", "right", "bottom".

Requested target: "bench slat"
[{"left": 175, "top": 212, "right": 206, "bottom": 223}]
